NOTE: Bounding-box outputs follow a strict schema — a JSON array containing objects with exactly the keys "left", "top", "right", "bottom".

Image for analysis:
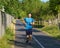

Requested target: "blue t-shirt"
[{"left": 24, "top": 17, "right": 35, "bottom": 29}]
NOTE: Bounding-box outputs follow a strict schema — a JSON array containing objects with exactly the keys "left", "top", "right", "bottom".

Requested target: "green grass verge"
[
  {"left": 0, "top": 28, "right": 14, "bottom": 48},
  {"left": 33, "top": 24, "right": 44, "bottom": 28},
  {"left": 41, "top": 25, "right": 60, "bottom": 40}
]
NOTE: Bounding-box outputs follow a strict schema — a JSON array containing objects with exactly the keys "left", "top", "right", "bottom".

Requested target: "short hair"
[{"left": 27, "top": 12, "right": 32, "bottom": 15}]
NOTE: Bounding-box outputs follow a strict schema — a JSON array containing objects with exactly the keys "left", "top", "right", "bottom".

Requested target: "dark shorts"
[{"left": 26, "top": 29, "right": 32, "bottom": 35}]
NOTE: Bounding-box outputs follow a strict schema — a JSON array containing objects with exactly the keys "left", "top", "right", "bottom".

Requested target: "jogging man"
[{"left": 23, "top": 13, "right": 35, "bottom": 43}]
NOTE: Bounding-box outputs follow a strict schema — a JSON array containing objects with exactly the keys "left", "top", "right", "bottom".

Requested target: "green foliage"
[
  {"left": 5, "top": 28, "right": 14, "bottom": 40},
  {"left": 0, "top": 28, "right": 14, "bottom": 48},
  {"left": 20, "top": 11, "right": 27, "bottom": 18},
  {"left": 0, "top": 0, "right": 58, "bottom": 20},
  {"left": 0, "top": 0, "right": 50, "bottom": 20},
  {"left": 49, "top": 0, "right": 60, "bottom": 16},
  {"left": 0, "top": 0, "right": 22, "bottom": 18},
  {"left": 41, "top": 25, "right": 60, "bottom": 39}
]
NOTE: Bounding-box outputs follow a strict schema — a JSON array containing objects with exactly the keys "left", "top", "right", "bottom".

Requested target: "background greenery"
[
  {"left": 0, "top": 0, "right": 60, "bottom": 40},
  {"left": 0, "top": 28, "right": 14, "bottom": 48},
  {"left": 41, "top": 25, "right": 60, "bottom": 40},
  {"left": 0, "top": 0, "right": 60, "bottom": 20}
]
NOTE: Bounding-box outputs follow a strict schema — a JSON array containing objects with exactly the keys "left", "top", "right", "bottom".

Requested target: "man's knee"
[
  {"left": 27, "top": 35, "right": 29, "bottom": 38},
  {"left": 29, "top": 35, "right": 32, "bottom": 40},
  {"left": 30, "top": 35, "right": 32, "bottom": 37}
]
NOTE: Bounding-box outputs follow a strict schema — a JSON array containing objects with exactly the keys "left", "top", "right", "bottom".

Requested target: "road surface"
[{"left": 14, "top": 19, "right": 60, "bottom": 48}]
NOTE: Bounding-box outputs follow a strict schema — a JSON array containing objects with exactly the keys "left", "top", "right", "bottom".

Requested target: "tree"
[
  {"left": 49, "top": 0, "right": 60, "bottom": 17},
  {"left": 0, "top": 0, "right": 23, "bottom": 18},
  {"left": 22, "top": 0, "right": 41, "bottom": 19}
]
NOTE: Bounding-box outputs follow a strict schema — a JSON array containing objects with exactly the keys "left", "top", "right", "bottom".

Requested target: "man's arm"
[
  {"left": 31, "top": 22, "right": 35, "bottom": 25},
  {"left": 31, "top": 18, "right": 35, "bottom": 25},
  {"left": 22, "top": 18, "right": 26, "bottom": 25},
  {"left": 23, "top": 20, "right": 26, "bottom": 25}
]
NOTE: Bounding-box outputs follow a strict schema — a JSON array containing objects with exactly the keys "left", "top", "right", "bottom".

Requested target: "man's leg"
[
  {"left": 26, "top": 29, "right": 32, "bottom": 43},
  {"left": 26, "top": 35, "right": 29, "bottom": 43},
  {"left": 29, "top": 29, "right": 32, "bottom": 41},
  {"left": 26, "top": 35, "right": 29, "bottom": 39},
  {"left": 29, "top": 35, "right": 32, "bottom": 41},
  {"left": 26, "top": 30, "right": 30, "bottom": 43},
  {"left": 28, "top": 35, "right": 32, "bottom": 44}
]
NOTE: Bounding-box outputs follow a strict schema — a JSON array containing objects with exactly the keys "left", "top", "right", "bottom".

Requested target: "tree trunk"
[{"left": 58, "top": 12, "right": 60, "bottom": 30}]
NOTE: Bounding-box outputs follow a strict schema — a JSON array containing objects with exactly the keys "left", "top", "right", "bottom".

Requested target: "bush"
[
  {"left": 0, "top": 27, "right": 14, "bottom": 48},
  {"left": 34, "top": 24, "right": 44, "bottom": 28},
  {"left": 41, "top": 25, "right": 60, "bottom": 40}
]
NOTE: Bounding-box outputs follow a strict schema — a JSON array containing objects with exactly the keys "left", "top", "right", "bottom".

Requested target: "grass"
[
  {"left": 41, "top": 25, "right": 60, "bottom": 40},
  {"left": 33, "top": 24, "right": 44, "bottom": 28},
  {"left": 0, "top": 27, "right": 14, "bottom": 48}
]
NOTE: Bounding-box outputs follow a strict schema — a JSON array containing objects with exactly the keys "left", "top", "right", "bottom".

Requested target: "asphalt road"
[{"left": 14, "top": 19, "right": 60, "bottom": 48}]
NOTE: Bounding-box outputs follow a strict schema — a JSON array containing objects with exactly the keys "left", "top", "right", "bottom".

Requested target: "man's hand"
[{"left": 31, "top": 22, "right": 34, "bottom": 25}]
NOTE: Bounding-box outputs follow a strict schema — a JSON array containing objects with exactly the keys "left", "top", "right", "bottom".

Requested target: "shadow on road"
[
  {"left": 15, "top": 35, "right": 26, "bottom": 39},
  {"left": 15, "top": 23, "right": 24, "bottom": 26},
  {"left": 33, "top": 35, "right": 60, "bottom": 48},
  {"left": 15, "top": 28, "right": 25, "bottom": 31},
  {"left": 14, "top": 20, "right": 60, "bottom": 48},
  {"left": 15, "top": 28, "right": 41, "bottom": 32},
  {"left": 8, "top": 34, "right": 60, "bottom": 48},
  {"left": 8, "top": 40, "right": 26, "bottom": 47}
]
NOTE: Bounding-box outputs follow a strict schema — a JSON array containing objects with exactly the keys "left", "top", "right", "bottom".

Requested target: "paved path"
[{"left": 14, "top": 19, "right": 60, "bottom": 48}]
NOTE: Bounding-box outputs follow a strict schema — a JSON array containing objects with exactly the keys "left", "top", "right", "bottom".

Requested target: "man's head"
[{"left": 28, "top": 13, "right": 32, "bottom": 18}]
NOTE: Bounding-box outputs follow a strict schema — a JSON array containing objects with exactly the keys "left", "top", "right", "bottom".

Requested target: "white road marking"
[
  {"left": 19, "top": 21, "right": 45, "bottom": 48},
  {"left": 33, "top": 36, "right": 45, "bottom": 48}
]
